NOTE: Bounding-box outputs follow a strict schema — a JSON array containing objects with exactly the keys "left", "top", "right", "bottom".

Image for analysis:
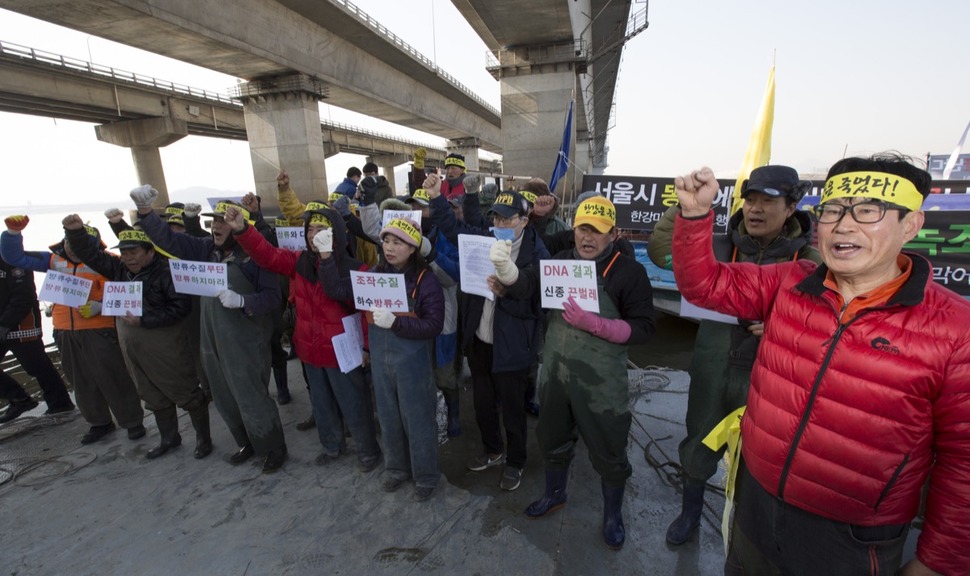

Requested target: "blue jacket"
[{"left": 334, "top": 177, "right": 357, "bottom": 196}]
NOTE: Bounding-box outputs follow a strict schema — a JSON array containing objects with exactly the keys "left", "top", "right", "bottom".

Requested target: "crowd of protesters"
[{"left": 0, "top": 150, "right": 966, "bottom": 574}]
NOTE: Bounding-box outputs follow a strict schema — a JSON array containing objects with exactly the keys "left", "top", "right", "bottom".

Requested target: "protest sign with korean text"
[
  {"left": 905, "top": 209, "right": 970, "bottom": 297},
  {"left": 169, "top": 260, "right": 228, "bottom": 297},
  {"left": 275, "top": 227, "right": 306, "bottom": 251},
  {"left": 540, "top": 260, "right": 599, "bottom": 313},
  {"left": 350, "top": 271, "right": 409, "bottom": 313},
  {"left": 39, "top": 270, "right": 93, "bottom": 308},
  {"left": 382, "top": 210, "right": 423, "bottom": 229},
  {"left": 102, "top": 281, "right": 143, "bottom": 317},
  {"left": 458, "top": 234, "right": 497, "bottom": 301}
]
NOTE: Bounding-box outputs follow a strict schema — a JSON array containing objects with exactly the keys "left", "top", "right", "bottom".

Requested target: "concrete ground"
[{"left": 0, "top": 316, "right": 727, "bottom": 576}]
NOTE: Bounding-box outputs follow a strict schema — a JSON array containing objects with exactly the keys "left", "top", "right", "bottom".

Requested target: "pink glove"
[{"left": 562, "top": 296, "right": 631, "bottom": 344}]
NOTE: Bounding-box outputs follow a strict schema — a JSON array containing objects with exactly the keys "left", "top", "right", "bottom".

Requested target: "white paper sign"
[
  {"left": 275, "top": 227, "right": 305, "bottom": 251},
  {"left": 540, "top": 260, "right": 600, "bottom": 313},
  {"left": 332, "top": 333, "right": 364, "bottom": 373},
  {"left": 679, "top": 297, "right": 738, "bottom": 325},
  {"left": 458, "top": 234, "right": 497, "bottom": 301},
  {"left": 39, "top": 270, "right": 93, "bottom": 307},
  {"left": 102, "top": 281, "right": 143, "bottom": 317},
  {"left": 382, "top": 210, "right": 423, "bottom": 229},
  {"left": 169, "top": 260, "right": 228, "bottom": 297},
  {"left": 342, "top": 313, "right": 364, "bottom": 350},
  {"left": 350, "top": 271, "right": 409, "bottom": 313}
]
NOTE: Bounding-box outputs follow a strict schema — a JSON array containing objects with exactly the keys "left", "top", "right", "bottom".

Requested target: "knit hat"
[
  {"left": 380, "top": 218, "right": 421, "bottom": 247},
  {"left": 405, "top": 188, "right": 431, "bottom": 207},
  {"left": 444, "top": 153, "right": 465, "bottom": 170},
  {"left": 574, "top": 196, "right": 616, "bottom": 233},
  {"left": 488, "top": 190, "right": 529, "bottom": 219}
]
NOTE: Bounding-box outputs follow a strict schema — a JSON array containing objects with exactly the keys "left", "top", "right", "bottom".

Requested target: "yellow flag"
[{"left": 731, "top": 66, "right": 776, "bottom": 214}]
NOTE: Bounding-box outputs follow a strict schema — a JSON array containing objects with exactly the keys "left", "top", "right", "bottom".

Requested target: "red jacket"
[
  {"left": 673, "top": 212, "right": 970, "bottom": 575},
  {"left": 236, "top": 226, "right": 366, "bottom": 369}
]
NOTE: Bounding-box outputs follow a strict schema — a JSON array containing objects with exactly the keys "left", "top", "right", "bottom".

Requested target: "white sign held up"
[
  {"left": 458, "top": 234, "right": 497, "bottom": 301},
  {"left": 350, "top": 271, "right": 409, "bottom": 313},
  {"left": 39, "top": 270, "right": 93, "bottom": 308},
  {"left": 102, "top": 281, "right": 143, "bottom": 317},
  {"left": 382, "top": 210, "right": 423, "bottom": 229},
  {"left": 169, "top": 260, "right": 228, "bottom": 297},
  {"left": 275, "top": 227, "right": 306, "bottom": 251},
  {"left": 540, "top": 260, "right": 600, "bottom": 313}
]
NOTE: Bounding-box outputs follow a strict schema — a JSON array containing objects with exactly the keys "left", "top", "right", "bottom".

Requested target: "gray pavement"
[{"left": 0, "top": 361, "right": 727, "bottom": 576}]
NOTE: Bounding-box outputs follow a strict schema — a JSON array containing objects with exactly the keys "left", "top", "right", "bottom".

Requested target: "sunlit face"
[
  {"left": 210, "top": 217, "right": 230, "bottom": 247},
  {"left": 120, "top": 245, "right": 154, "bottom": 274},
  {"left": 306, "top": 224, "right": 329, "bottom": 253},
  {"left": 445, "top": 165, "right": 463, "bottom": 180},
  {"left": 816, "top": 198, "right": 923, "bottom": 288},
  {"left": 574, "top": 224, "right": 614, "bottom": 260},
  {"left": 382, "top": 234, "right": 416, "bottom": 268},
  {"left": 741, "top": 191, "right": 796, "bottom": 243}
]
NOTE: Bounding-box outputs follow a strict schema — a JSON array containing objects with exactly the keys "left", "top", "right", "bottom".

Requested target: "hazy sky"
[{"left": 0, "top": 0, "right": 967, "bottom": 207}]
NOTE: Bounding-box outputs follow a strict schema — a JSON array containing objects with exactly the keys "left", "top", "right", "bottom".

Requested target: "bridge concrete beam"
[{"left": 95, "top": 116, "right": 189, "bottom": 206}]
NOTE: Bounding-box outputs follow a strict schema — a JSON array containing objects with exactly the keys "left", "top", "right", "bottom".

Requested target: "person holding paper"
[
  {"left": 647, "top": 165, "right": 821, "bottom": 546},
  {"left": 1, "top": 217, "right": 147, "bottom": 443},
  {"left": 502, "top": 196, "right": 655, "bottom": 550},
  {"left": 132, "top": 188, "right": 287, "bottom": 474},
  {"left": 426, "top": 174, "right": 548, "bottom": 494},
  {"left": 0, "top": 255, "right": 74, "bottom": 425},
  {"left": 63, "top": 218, "right": 212, "bottom": 460},
  {"left": 369, "top": 217, "right": 444, "bottom": 502},
  {"left": 224, "top": 202, "right": 382, "bottom": 474},
  {"left": 671, "top": 156, "right": 970, "bottom": 576}
]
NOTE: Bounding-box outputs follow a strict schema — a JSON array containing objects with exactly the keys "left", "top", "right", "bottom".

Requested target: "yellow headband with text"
[
  {"left": 308, "top": 213, "right": 332, "bottom": 227},
  {"left": 211, "top": 201, "right": 253, "bottom": 223},
  {"left": 821, "top": 171, "right": 923, "bottom": 212},
  {"left": 117, "top": 229, "right": 176, "bottom": 260},
  {"left": 384, "top": 218, "right": 422, "bottom": 247},
  {"left": 519, "top": 190, "right": 538, "bottom": 205},
  {"left": 445, "top": 156, "right": 465, "bottom": 169}
]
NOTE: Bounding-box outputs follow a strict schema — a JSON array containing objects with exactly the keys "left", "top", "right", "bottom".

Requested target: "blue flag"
[{"left": 549, "top": 100, "right": 573, "bottom": 193}]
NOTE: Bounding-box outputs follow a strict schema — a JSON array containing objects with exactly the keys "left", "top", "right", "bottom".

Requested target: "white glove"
[
  {"left": 489, "top": 240, "right": 518, "bottom": 284},
  {"left": 217, "top": 289, "right": 245, "bottom": 310},
  {"left": 312, "top": 228, "right": 333, "bottom": 254},
  {"left": 183, "top": 203, "right": 202, "bottom": 218},
  {"left": 130, "top": 185, "right": 159, "bottom": 209},
  {"left": 372, "top": 308, "right": 395, "bottom": 329},
  {"left": 104, "top": 208, "right": 124, "bottom": 224},
  {"left": 463, "top": 174, "right": 482, "bottom": 194},
  {"left": 420, "top": 236, "right": 432, "bottom": 258}
]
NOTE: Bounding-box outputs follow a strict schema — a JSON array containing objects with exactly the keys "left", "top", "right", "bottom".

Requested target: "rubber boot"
[
  {"left": 666, "top": 477, "right": 706, "bottom": 545},
  {"left": 524, "top": 467, "right": 569, "bottom": 518},
  {"left": 273, "top": 364, "right": 291, "bottom": 405},
  {"left": 185, "top": 394, "right": 212, "bottom": 459},
  {"left": 602, "top": 479, "right": 626, "bottom": 550},
  {"left": 443, "top": 388, "right": 461, "bottom": 437},
  {"left": 146, "top": 409, "right": 182, "bottom": 460}
]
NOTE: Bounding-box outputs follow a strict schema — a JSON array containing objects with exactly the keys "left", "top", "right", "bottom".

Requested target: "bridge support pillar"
[
  {"left": 95, "top": 116, "right": 188, "bottom": 207},
  {"left": 233, "top": 74, "right": 329, "bottom": 213},
  {"left": 489, "top": 44, "right": 582, "bottom": 196}
]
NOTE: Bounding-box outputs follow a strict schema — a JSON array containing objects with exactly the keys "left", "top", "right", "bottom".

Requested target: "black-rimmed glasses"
[{"left": 812, "top": 202, "right": 895, "bottom": 224}]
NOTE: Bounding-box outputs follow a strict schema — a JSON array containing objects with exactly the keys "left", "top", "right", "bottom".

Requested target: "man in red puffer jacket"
[{"left": 672, "top": 154, "right": 970, "bottom": 576}]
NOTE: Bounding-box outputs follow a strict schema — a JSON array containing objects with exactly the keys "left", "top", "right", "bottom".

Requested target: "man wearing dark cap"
[
  {"left": 426, "top": 173, "right": 548, "bottom": 492},
  {"left": 648, "top": 164, "right": 821, "bottom": 545},
  {"left": 63, "top": 220, "right": 211, "bottom": 460},
  {"left": 132, "top": 187, "right": 286, "bottom": 473}
]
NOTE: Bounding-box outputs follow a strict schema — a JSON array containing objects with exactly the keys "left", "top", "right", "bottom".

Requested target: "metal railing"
[
  {"left": 320, "top": 118, "right": 443, "bottom": 151},
  {"left": 328, "top": 0, "right": 500, "bottom": 117},
  {"left": 0, "top": 40, "right": 237, "bottom": 106}
]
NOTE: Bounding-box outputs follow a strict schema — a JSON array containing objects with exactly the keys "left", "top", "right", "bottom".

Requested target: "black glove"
[{"left": 358, "top": 177, "right": 378, "bottom": 206}]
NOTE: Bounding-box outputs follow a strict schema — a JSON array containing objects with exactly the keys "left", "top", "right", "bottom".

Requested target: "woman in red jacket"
[{"left": 224, "top": 203, "right": 382, "bottom": 474}]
